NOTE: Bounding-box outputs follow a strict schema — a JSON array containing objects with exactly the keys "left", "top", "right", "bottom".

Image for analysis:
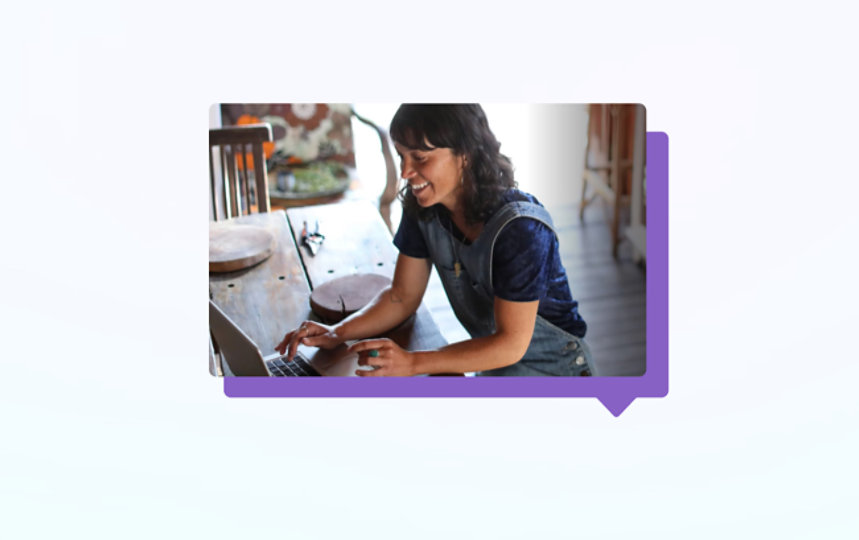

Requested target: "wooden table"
[{"left": 209, "top": 201, "right": 448, "bottom": 374}]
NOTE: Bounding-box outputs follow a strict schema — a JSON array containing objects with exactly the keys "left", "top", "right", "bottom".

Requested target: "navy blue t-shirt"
[{"left": 393, "top": 190, "right": 587, "bottom": 337}]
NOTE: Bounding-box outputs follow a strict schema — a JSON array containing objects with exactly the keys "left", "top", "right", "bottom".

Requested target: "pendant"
[{"left": 454, "top": 261, "right": 462, "bottom": 278}]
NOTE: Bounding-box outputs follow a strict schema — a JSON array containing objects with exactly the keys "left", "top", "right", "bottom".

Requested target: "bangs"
[
  {"left": 390, "top": 104, "right": 463, "bottom": 152},
  {"left": 389, "top": 125, "right": 435, "bottom": 151}
]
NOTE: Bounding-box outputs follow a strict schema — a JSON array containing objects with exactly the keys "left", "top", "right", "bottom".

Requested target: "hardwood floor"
[{"left": 422, "top": 196, "right": 647, "bottom": 376}]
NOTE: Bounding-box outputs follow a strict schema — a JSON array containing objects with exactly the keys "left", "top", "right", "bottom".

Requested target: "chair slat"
[
  {"left": 238, "top": 142, "right": 250, "bottom": 215},
  {"left": 225, "top": 145, "right": 239, "bottom": 219},
  {"left": 208, "top": 145, "right": 218, "bottom": 221},
  {"left": 209, "top": 124, "right": 274, "bottom": 221},
  {"left": 219, "top": 146, "right": 230, "bottom": 220},
  {"left": 251, "top": 141, "right": 270, "bottom": 213}
]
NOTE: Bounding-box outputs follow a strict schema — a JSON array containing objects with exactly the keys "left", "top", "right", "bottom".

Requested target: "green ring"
[{"left": 369, "top": 349, "right": 379, "bottom": 358}]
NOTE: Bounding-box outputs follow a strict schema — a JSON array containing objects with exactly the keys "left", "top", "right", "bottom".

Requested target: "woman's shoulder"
[
  {"left": 490, "top": 189, "right": 553, "bottom": 226},
  {"left": 499, "top": 188, "right": 543, "bottom": 207},
  {"left": 492, "top": 190, "right": 555, "bottom": 244}
]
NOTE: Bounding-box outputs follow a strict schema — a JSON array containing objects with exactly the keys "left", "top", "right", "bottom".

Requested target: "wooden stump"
[
  {"left": 309, "top": 273, "right": 391, "bottom": 323},
  {"left": 209, "top": 223, "right": 276, "bottom": 273}
]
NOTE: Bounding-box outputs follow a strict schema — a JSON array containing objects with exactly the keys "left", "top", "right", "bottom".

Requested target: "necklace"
[
  {"left": 444, "top": 215, "right": 464, "bottom": 279},
  {"left": 444, "top": 210, "right": 482, "bottom": 279}
]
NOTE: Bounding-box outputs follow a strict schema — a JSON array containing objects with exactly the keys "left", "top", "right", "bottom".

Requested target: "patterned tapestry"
[{"left": 219, "top": 103, "right": 356, "bottom": 167}]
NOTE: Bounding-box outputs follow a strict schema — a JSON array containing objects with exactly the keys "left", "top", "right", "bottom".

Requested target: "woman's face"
[{"left": 394, "top": 141, "right": 466, "bottom": 211}]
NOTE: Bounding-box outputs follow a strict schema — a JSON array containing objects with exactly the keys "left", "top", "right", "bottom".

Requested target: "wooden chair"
[
  {"left": 209, "top": 123, "right": 274, "bottom": 221},
  {"left": 351, "top": 107, "right": 399, "bottom": 232}
]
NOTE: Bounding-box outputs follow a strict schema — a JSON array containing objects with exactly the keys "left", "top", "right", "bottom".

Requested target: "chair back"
[
  {"left": 209, "top": 123, "right": 274, "bottom": 221},
  {"left": 351, "top": 108, "right": 398, "bottom": 231}
]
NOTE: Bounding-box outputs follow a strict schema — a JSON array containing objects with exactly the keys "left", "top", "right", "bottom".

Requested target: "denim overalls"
[{"left": 416, "top": 201, "right": 594, "bottom": 376}]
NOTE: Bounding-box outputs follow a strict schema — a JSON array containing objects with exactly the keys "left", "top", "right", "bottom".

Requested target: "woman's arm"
[
  {"left": 349, "top": 297, "right": 538, "bottom": 376},
  {"left": 333, "top": 253, "right": 431, "bottom": 340},
  {"left": 276, "top": 253, "right": 431, "bottom": 360}
]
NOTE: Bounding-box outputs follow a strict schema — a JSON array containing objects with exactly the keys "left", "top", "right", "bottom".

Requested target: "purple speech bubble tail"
[{"left": 597, "top": 394, "right": 637, "bottom": 417}]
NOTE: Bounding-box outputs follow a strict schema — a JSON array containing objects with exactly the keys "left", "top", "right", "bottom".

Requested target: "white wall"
[{"left": 485, "top": 104, "right": 589, "bottom": 207}]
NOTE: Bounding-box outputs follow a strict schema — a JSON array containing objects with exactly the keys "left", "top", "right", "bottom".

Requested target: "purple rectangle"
[{"left": 224, "top": 132, "right": 669, "bottom": 416}]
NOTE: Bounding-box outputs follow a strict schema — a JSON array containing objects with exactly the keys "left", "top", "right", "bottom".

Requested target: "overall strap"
[{"left": 481, "top": 201, "right": 556, "bottom": 291}]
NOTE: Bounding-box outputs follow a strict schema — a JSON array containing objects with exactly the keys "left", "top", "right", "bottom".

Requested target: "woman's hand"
[
  {"left": 348, "top": 338, "right": 416, "bottom": 377},
  {"left": 275, "top": 321, "right": 342, "bottom": 361}
]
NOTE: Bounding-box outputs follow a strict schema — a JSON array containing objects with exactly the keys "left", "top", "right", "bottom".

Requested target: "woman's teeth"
[{"left": 411, "top": 181, "right": 429, "bottom": 193}]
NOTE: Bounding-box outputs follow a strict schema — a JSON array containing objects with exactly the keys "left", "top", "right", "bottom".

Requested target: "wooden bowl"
[
  {"left": 310, "top": 273, "right": 392, "bottom": 323},
  {"left": 209, "top": 223, "right": 276, "bottom": 273}
]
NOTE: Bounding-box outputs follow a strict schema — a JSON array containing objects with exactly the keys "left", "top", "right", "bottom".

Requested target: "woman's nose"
[{"left": 400, "top": 159, "right": 416, "bottom": 179}]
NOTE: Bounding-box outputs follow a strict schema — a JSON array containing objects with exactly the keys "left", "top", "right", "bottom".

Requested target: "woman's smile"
[
  {"left": 410, "top": 180, "right": 430, "bottom": 194},
  {"left": 395, "top": 141, "right": 465, "bottom": 211}
]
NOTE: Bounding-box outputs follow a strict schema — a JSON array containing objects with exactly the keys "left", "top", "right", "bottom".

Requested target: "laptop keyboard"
[{"left": 266, "top": 353, "right": 322, "bottom": 377}]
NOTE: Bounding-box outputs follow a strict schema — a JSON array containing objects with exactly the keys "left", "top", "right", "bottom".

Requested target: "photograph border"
[{"left": 222, "top": 132, "right": 669, "bottom": 415}]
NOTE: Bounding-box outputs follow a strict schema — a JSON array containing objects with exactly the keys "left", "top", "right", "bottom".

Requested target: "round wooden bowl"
[
  {"left": 209, "top": 223, "right": 276, "bottom": 273},
  {"left": 310, "top": 273, "right": 392, "bottom": 323}
]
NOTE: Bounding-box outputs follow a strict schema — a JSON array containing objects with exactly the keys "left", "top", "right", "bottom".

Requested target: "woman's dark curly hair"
[{"left": 390, "top": 104, "right": 516, "bottom": 225}]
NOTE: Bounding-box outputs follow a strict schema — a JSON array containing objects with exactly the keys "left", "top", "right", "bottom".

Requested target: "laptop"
[{"left": 209, "top": 299, "right": 370, "bottom": 377}]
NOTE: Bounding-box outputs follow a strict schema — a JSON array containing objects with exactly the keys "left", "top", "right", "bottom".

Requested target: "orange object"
[{"left": 235, "top": 114, "right": 274, "bottom": 169}]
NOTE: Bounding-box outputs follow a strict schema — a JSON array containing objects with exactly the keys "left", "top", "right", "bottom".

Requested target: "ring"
[{"left": 368, "top": 349, "right": 379, "bottom": 358}]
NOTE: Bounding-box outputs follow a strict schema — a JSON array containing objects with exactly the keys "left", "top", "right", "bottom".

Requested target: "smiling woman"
[
  {"left": 276, "top": 104, "right": 593, "bottom": 377},
  {"left": 394, "top": 144, "right": 465, "bottom": 212}
]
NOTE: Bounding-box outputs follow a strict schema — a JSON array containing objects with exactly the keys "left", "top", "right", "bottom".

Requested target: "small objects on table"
[{"left": 300, "top": 220, "right": 325, "bottom": 256}]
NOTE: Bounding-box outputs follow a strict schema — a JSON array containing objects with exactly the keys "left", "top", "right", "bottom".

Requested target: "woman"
[{"left": 275, "top": 104, "right": 592, "bottom": 376}]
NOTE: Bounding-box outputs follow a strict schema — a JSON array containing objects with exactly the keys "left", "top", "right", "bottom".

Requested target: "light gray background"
[{"left": 2, "top": 2, "right": 857, "bottom": 538}]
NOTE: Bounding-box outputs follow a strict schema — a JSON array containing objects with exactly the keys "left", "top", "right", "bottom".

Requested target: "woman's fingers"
[
  {"left": 348, "top": 338, "right": 392, "bottom": 355},
  {"left": 281, "top": 322, "right": 315, "bottom": 361},
  {"left": 355, "top": 366, "right": 386, "bottom": 377},
  {"left": 350, "top": 339, "right": 413, "bottom": 376},
  {"left": 356, "top": 349, "right": 386, "bottom": 367},
  {"left": 286, "top": 325, "right": 309, "bottom": 362},
  {"left": 276, "top": 321, "right": 341, "bottom": 358},
  {"left": 275, "top": 331, "right": 295, "bottom": 355},
  {"left": 350, "top": 339, "right": 402, "bottom": 375},
  {"left": 355, "top": 354, "right": 388, "bottom": 376}
]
